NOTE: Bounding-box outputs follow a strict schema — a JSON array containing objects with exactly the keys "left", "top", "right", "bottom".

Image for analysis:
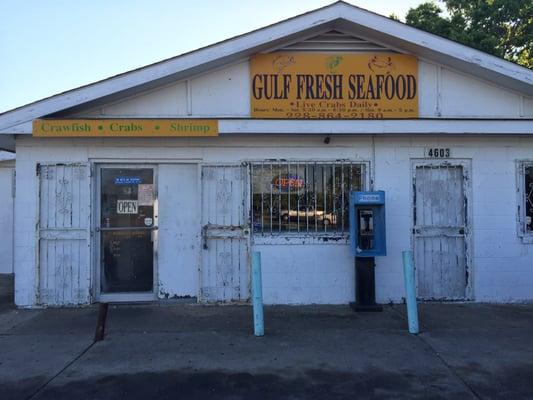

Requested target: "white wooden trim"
[
  {"left": 436, "top": 66, "right": 442, "bottom": 117},
  {"left": 11, "top": 119, "right": 533, "bottom": 136},
  {"left": 186, "top": 80, "right": 192, "bottom": 116},
  {"left": 219, "top": 119, "right": 533, "bottom": 135}
]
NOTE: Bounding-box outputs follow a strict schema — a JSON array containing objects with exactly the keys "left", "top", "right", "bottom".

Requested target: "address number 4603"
[{"left": 425, "top": 147, "right": 451, "bottom": 158}]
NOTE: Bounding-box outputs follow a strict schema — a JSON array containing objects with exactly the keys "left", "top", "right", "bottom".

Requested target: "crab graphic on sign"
[
  {"left": 272, "top": 55, "right": 295, "bottom": 73},
  {"left": 368, "top": 56, "right": 395, "bottom": 73}
]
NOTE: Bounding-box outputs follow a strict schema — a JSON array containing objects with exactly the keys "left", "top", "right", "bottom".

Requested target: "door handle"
[
  {"left": 202, "top": 225, "right": 208, "bottom": 250},
  {"left": 98, "top": 226, "right": 158, "bottom": 231}
]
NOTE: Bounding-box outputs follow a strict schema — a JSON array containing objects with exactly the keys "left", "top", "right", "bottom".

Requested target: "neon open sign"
[{"left": 272, "top": 175, "right": 305, "bottom": 190}]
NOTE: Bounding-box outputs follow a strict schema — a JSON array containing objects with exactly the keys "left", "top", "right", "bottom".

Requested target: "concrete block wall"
[
  {"left": 0, "top": 163, "right": 14, "bottom": 280},
  {"left": 470, "top": 141, "right": 532, "bottom": 301},
  {"left": 256, "top": 243, "right": 354, "bottom": 304},
  {"left": 13, "top": 149, "right": 38, "bottom": 306},
  {"left": 12, "top": 135, "right": 533, "bottom": 306},
  {"left": 374, "top": 136, "right": 533, "bottom": 303}
]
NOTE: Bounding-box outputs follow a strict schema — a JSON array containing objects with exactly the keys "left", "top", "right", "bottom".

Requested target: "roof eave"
[
  {"left": 0, "top": 1, "right": 531, "bottom": 132},
  {"left": 333, "top": 15, "right": 532, "bottom": 95}
]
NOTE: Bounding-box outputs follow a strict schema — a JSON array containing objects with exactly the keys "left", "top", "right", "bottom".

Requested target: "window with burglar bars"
[
  {"left": 250, "top": 162, "right": 365, "bottom": 234},
  {"left": 522, "top": 163, "right": 533, "bottom": 234}
]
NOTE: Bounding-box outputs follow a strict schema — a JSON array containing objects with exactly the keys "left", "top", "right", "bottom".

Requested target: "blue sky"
[{"left": 0, "top": 0, "right": 425, "bottom": 113}]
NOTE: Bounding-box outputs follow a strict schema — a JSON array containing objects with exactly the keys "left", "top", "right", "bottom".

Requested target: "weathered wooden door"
[
  {"left": 201, "top": 165, "right": 250, "bottom": 302},
  {"left": 413, "top": 162, "right": 470, "bottom": 300},
  {"left": 38, "top": 163, "right": 91, "bottom": 305}
]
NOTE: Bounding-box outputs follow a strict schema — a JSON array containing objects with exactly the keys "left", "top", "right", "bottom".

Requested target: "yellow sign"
[
  {"left": 32, "top": 119, "right": 218, "bottom": 137},
  {"left": 250, "top": 53, "right": 418, "bottom": 119}
]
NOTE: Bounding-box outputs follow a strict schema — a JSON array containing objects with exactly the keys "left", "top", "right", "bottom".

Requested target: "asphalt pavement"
[{"left": 1, "top": 303, "right": 532, "bottom": 399}]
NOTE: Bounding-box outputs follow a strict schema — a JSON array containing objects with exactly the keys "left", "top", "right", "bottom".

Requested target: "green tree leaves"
[{"left": 405, "top": 0, "right": 532, "bottom": 68}]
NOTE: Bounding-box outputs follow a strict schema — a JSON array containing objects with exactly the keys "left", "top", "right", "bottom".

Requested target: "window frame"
[
  {"left": 517, "top": 160, "right": 533, "bottom": 243},
  {"left": 248, "top": 159, "right": 369, "bottom": 241}
]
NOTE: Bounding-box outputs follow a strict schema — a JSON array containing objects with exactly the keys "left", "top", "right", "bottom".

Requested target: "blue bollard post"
[
  {"left": 402, "top": 250, "right": 419, "bottom": 334},
  {"left": 252, "top": 251, "right": 264, "bottom": 336}
]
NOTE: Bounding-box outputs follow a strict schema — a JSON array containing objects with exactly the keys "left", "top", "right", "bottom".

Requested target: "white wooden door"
[
  {"left": 413, "top": 163, "right": 470, "bottom": 300},
  {"left": 38, "top": 163, "right": 91, "bottom": 305},
  {"left": 201, "top": 165, "right": 250, "bottom": 302}
]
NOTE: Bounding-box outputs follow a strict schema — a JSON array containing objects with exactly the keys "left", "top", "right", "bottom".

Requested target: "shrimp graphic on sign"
[{"left": 325, "top": 56, "right": 343, "bottom": 73}]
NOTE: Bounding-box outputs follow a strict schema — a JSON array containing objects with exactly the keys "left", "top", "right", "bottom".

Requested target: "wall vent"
[{"left": 276, "top": 30, "right": 395, "bottom": 53}]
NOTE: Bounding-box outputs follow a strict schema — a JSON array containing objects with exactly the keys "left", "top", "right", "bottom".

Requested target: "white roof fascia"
[
  {"left": 1, "top": 1, "right": 532, "bottom": 134},
  {"left": 11, "top": 119, "right": 532, "bottom": 136},
  {"left": 2, "top": 122, "right": 32, "bottom": 134},
  {"left": 219, "top": 119, "right": 533, "bottom": 135}
]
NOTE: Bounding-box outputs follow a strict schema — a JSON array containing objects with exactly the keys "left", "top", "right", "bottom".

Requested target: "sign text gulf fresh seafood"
[{"left": 250, "top": 53, "right": 418, "bottom": 119}]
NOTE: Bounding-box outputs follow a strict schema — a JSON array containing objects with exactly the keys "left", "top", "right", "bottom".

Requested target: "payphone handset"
[
  {"left": 349, "top": 191, "right": 386, "bottom": 257},
  {"left": 358, "top": 209, "right": 374, "bottom": 251}
]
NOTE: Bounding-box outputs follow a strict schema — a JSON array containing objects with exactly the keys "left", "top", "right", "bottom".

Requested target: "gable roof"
[{"left": 1, "top": 0, "right": 532, "bottom": 133}]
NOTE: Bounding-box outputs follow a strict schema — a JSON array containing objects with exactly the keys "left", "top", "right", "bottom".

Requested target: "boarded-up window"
[{"left": 250, "top": 162, "right": 364, "bottom": 234}]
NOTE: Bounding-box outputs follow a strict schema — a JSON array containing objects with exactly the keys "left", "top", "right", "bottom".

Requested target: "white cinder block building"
[
  {"left": 0, "top": 2, "right": 532, "bottom": 307},
  {"left": 0, "top": 152, "right": 15, "bottom": 301}
]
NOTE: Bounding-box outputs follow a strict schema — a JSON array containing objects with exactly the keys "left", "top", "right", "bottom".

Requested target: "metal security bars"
[
  {"left": 250, "top": 161, "right": 365, "bottom": 235},
  {"left": 524, "top": 164, "right": 533, "bottom": 232}
]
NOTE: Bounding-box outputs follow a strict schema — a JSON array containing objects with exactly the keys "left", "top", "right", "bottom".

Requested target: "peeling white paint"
[{"left": 11, "top": 135, "right": 533, "bottom": 306}]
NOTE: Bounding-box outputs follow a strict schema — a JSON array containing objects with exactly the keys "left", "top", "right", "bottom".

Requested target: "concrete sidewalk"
[{"left": 0, "top": 303, "right": 532, "bottom": 400}]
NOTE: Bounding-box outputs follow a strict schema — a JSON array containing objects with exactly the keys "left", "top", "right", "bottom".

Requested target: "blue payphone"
[
  {"left": 349, "top": 191, "right": 386, "bottom": 257},
  {"left": 349, "top": 191, "right": 386, "bottom": 312}
]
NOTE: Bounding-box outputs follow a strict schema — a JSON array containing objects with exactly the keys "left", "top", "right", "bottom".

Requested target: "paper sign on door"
[{"left": 138, "top": 184, "right": 154, "bottom": 206}]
